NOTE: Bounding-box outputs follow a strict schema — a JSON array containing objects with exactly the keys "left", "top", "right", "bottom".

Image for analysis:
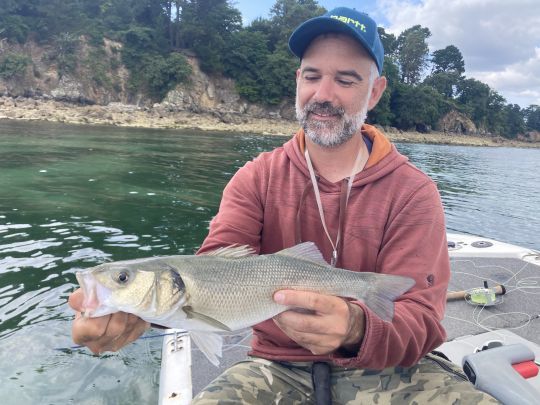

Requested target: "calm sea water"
[{"left": 0, "top": 120, "right": 539, "bottom": 404}]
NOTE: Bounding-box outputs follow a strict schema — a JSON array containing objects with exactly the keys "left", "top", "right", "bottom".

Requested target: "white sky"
[{"left": 233, "top": 0, "right": 540, "bottom": 108}]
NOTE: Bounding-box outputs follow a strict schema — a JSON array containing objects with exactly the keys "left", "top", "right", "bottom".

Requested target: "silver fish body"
[{"left": 76, "top": 242, "right": 415, "bottom": 364}]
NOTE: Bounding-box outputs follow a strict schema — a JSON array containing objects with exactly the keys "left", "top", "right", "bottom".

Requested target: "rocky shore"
[{"left": 1, "top": 96, "right": 538, "bottom": 148}]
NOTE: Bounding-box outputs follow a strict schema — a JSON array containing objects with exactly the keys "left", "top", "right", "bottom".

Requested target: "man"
[{"left": 70, "top": 7, "right": 496, "bottom": 404}]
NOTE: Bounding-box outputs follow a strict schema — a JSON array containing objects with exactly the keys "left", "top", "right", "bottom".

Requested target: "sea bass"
[{"left": 76, "top": 242, "right": 415, "bottom": 365}]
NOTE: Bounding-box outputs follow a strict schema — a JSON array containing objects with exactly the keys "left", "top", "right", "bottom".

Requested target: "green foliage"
[
  {"left": 178, "top": 0, "right": 242, "bottom": 73},
  {"left": 0, "top": 15, "right": 30, "bottom": 43},
  {"left": 267, "top": 0, "right": 326, "bottom": 49},
  {"left": 423, "top": 71, "right": 462, "bottom": 98},
  {"left": 137, "top": 52, "right": 192, "bottom": 100},
  {"left": 223, "top": 31, "right": 296, "bottom": 104},
  {"left": 501, "top": 104, "right": 525, "bottom": 138},
  {"left": 524, "top": 105, "right": 540, "bottom": 131},
  {"left": 51, "top": 32, "right": 80, "bottom": 76},
  {"left": 0, "top": 52, "right": 31, "bottom": 79},
  {"left": 397, "top": 25, "right": 431, "bottom": 85},
  {"left": 260, "top": 47, "right": 297, "bottom": 104},
  {"left": 378, "top": 27, "right": 398, "bottom": 58},
  {"left": 456, "top": 78, "right": 491, "bottom": 127},
  {"left": 431, "top": 45, "right": 465, "bottom": 74},
  {"left": 368, "top": 57, "right": 399, "bottom": 126},
  {"left": 85, "top": 48, "right": 112, "bottom": 88},
  {"left": 0, "top": 0, "right": 533, "bottom": 136},
  {"left": 392, "top": 84, "right": 449, "bottom": 130}
]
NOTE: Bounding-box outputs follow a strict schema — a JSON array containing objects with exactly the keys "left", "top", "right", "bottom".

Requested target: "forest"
[{"left": 1, "top": 0, "right": 539, "bottom": 138}]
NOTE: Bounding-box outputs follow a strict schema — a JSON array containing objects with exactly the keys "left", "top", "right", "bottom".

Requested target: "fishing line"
[
  {"left": 55, "top": 329, "right": 254, "bottom": 353},
  {"left": 55, "top": 330, "right": 179, "bottom": 351}
]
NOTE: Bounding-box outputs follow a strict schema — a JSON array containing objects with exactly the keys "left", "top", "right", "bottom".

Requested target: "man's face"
[{"left": 295, "top": 34, "right": 377, "bottom": 148}]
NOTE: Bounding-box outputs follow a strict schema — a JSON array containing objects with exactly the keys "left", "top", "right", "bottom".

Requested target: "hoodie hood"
[{"left": 283, "top": 124, "right": 410, "bottom": 191}]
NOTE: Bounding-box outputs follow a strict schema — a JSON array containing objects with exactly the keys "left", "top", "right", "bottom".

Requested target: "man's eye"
[
  {"left": 304, "top": 76, "right": 319, "bottom": 81},
  {"left": 337, "top": 79, "right": 354, "bottom": 86}
]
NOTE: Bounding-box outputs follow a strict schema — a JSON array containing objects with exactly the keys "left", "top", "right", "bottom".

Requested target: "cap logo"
[{"left": 330, "top": 15, "right": 367, "bottom": 32}]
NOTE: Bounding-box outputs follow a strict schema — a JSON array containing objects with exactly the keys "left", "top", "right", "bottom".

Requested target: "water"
[{"left": 0, "top": 120, "right": 539, "bottom": 404}]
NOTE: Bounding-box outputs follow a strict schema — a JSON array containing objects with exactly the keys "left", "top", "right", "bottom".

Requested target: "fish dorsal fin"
[
  {"left": 275, "top": 242, "right": 328, "bottom": 266},
  {"left": 205, "top": 244, "right": 256, "bottom": 259},
  {"left": 190, "top": 330, "right": 223, "bottom": 366}
]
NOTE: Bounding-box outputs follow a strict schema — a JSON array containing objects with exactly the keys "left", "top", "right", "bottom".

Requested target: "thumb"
[{"left": 68, "top": 288, "right": 85, "bottom": 312}]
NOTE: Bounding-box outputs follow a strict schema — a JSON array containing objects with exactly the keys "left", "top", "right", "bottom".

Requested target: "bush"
[
  {"left": 0, "top": 52, "right": 32, "bottom": 79},
  {"left": 144, "top": 52, "right": 192, "bottom": 99},
  {"left": 51, "top": 33, "right": 80, "bottom": 76}
]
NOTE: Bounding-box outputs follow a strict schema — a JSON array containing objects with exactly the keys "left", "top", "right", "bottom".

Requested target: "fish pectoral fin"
[
  {"left": 275, "top": 242, "right": 328, "bottom": 266},
  {"left": 190, "top": 330, "right": 223, "bottom": 366},
  {"left": 182, "top": 306, "right": 233, "bottom": 332}
]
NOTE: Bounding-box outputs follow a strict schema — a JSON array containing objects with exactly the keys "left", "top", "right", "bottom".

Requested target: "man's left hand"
[{"left": 273, "top": 290, "right": 365, "bottom": 355}]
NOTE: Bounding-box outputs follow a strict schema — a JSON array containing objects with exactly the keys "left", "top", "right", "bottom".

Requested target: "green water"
[{"left": 0, "top": 119, "right": 539, "bottom": 404}]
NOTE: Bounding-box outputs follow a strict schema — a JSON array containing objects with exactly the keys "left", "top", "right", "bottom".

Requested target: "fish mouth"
[{"left": 76, "top": 272, "right": 114, "bottom": 318}]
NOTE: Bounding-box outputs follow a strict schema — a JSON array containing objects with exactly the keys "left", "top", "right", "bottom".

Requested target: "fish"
[{"left": 76, "top": 242, "right": 415, "bottom": 365}]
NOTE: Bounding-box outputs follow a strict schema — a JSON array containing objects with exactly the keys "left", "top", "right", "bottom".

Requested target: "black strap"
[{"left": 312, "top": 362, "right": 332, "bottom": 405}]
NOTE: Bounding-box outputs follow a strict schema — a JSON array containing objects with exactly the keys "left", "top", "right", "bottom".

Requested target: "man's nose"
[{"left": 312, "top": 76, "right": 336, "bottom": 103}]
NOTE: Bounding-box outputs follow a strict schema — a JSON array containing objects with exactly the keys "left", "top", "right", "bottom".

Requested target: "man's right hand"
[{"left": 68, "top": 288, "right": 150, "bottom": 354}]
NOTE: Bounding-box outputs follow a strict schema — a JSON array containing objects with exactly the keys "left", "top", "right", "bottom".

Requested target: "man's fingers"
[
  {"left": 72, "top": 314, "right": 111, "bottom": 345},
  {"left": 72, "top": 311, "right": 149, "bottom": 354},
  {"left": 274, "top": 290, "right": 346, "bottom": 314},
  {"left": 68, "top": 288, "right": 85, "bottom": 311}
]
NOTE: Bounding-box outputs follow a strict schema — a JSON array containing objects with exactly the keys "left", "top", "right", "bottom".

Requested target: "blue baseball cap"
[{"left": 288, "top": 7, "right": 385, "bottom": 75}]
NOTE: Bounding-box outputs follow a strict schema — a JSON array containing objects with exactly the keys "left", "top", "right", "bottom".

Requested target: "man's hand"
[
  {"left": 68, "top": 288, "right": 149, "bottom": 354},
  {"left": 273, "top": 290, "right": 365, "bottom": 355}
]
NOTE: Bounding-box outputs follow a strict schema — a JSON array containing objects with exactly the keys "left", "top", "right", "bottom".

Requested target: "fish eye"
[{"left": 117, "top": 270, "right": 130, "bottom": 284}]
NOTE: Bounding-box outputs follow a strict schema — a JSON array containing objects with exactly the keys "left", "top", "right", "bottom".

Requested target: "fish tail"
[{"left": 361, "top": 275, "right": 415, "bottom": 322}]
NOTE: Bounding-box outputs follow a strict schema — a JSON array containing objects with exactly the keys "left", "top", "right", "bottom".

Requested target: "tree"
[
  {"left": 397, "top": 25, "right": 431, "bottom": 85},
  {"left": 501, "top": 104, "right": 525, "bottom": 138},
  {"left": 486, "top": 89, "right": 507, "bottom": 134},
  {"left": 391, "top": 84, "right": 449, "bottom": 130},
  {"left": 267, "top": 0, "right": 325, "bottom": 50},
  {"left": 423, "top": 71, "right": 462, "bottom": 98},
  {"left": 524, "top": 105, "right": 540, "bottom": 131},
  {"left": 431, "top": 45, "right": 465, "bottom": 75},
  {"left": 456, "top": 78, "right": 491, "bottom": 128},
  {"left": 178, "top": 0, "right": 242, "bottom": 72},
  {"left": 368, "top": 57, "right": 399, "bottom": 126},
  {"left": 223, "top": 30, "right": 271, "bottom": 102},
  {"left": 378, "top": 27, "right": 398, "bottom": 59}
]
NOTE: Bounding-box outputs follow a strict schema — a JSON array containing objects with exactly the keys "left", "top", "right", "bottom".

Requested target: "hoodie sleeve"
[
  {"left": 331, "top": 179, "right": 450, "bottom": 369},
  {"left": 197, "top": 159, "right": 265, "bottom": 255}
]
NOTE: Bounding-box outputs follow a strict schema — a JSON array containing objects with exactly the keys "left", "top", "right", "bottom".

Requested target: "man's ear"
[
  {"left": 296, "top": 68, "right": 301, "bottom": 82},
  {"left": 367, "top": 76, "right": 387, "bottom": 111}
]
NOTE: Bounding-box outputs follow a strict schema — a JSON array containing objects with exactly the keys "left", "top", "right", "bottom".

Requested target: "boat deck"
[
  {"left": 159, "top": 234, "right": 540, "bottom": 402},
  {"left": 444, "top": 256, "right": 540, "bottom": 344}
]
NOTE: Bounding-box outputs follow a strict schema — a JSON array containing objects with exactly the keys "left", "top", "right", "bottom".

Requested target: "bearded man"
[{"left": 69, "top": 6, "right": 497, "bottom": 404}]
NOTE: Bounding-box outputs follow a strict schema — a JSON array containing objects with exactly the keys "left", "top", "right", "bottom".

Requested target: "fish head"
[{"left": 76, "top": 258, "right": 187, "bottom": 319}]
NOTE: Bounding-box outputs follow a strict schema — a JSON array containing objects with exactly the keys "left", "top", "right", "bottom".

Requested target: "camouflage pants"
[{"left": 191, "top": 354, "right": 498, "bottom": 404}]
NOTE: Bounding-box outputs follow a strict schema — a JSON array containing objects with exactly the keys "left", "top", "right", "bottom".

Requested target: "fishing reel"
[
  {"left": 464, "top": 281, "right": 506, "bottom": 306},
  {"left": 447, "top": 281, "right": 506, "bottom": 306}
]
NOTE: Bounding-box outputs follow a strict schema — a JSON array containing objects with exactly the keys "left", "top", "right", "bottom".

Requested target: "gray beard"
[{"left": 296, "top": 100, "right": 368, "bottom": 148}]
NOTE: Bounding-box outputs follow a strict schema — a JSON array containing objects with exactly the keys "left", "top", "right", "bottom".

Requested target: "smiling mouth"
[{"left": 309, "top": 112, "right": 342, "bottom": 123}]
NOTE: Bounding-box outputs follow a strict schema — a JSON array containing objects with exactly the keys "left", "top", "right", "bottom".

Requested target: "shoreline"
[{"left": 1, "top": 97, "right": 538, "bottom": 148}]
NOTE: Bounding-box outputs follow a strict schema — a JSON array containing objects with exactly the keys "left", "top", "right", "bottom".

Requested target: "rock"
[
  {"left": 416, "top": 123, "right": 431, "bottom": 133},
  {"left": 438, "top": 110, "right": 477, "bottom": 134}
]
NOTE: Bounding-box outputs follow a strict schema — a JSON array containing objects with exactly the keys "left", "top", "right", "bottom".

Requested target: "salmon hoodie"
[{"left": 198, "top": 124, "right": 450, "bottom": 370}]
